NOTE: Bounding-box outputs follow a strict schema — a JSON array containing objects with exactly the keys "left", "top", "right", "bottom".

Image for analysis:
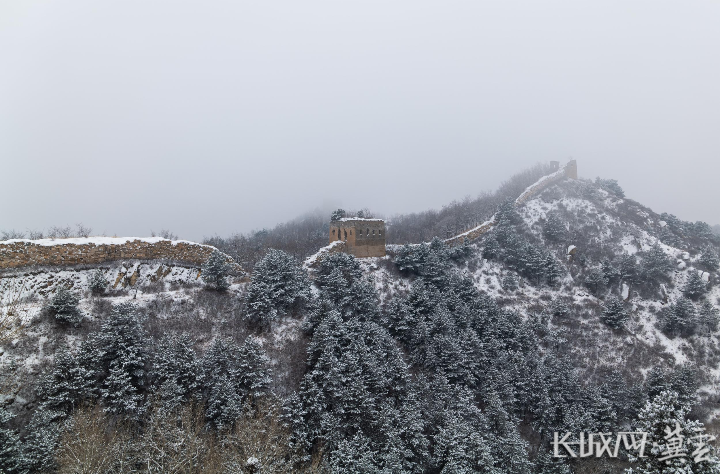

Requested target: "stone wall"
[
  {"left": 444, "top": 160, "right": 579, "bottom": 247},
  {"left": 329, "top": 219, "right": 386, "bottom": 258},
  {"left": 0, "top": 238, "right": 242, "bottom": 272},
  {"left": 444, "top": 220, "right": 496, "bottom": 247},
  {"left": 565, "top": 159, "right": 578, "bottom": 180}
]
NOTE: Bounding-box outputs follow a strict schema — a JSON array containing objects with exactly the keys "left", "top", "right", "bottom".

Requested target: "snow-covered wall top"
[
  {"left": 333, "top": 217, "right": 385, "bottom": 223},
  {"left": 0, "top": 237, "right": 242, "bottom": 272},
  {"left": 443, "top": 160, "right": 576, "bottom": 247}
]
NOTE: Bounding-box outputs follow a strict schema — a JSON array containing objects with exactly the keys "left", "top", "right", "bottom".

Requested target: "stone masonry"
[
  {"left": 444, "top": 160, "right": 578, "bottom": 247},
  {"left": 329, "top": 218, "right": 386, "bottom": 258},
  {"left": 0, "top": 238, "right": 242, "bottom": 272}
]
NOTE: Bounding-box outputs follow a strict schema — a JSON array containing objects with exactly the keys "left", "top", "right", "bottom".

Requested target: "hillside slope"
[{"left": 2, "top": 173, "right": 720, "bottom": 473}]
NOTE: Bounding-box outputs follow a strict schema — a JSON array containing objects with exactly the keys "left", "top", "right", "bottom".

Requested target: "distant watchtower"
[
  {"left": 565, "top": 159, "right": 578, "bottom": 179},
  {"left": 329, "top": 218, "right": 386, "bottom": 258}
]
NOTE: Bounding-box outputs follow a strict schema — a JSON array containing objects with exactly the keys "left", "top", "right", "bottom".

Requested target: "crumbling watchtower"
[{"left": 329, "top": 218, "right": 386, "bottom": 258}]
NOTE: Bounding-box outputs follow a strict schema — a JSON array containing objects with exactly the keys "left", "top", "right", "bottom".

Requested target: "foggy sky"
[{"left": 2, "top": 1, "right": 719, "bottom": 242}]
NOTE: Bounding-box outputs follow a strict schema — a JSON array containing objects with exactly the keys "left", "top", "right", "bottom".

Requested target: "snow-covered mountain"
[{"left": 2, "top": 169, "right": 719, "bottom": 473}]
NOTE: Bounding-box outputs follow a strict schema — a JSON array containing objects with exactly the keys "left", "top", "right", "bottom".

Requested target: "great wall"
[
  {"left": 311, "top": 159, "right": 578, "bottom": 262},
  {"left": 0, "top": 237, "right": 241, "bottom": 273},
  {"left": 443, "top": 159, "right": 577, "bottom": 247},
  {"left": 0, "top": 160, "right": 577, "bottom": 279}
]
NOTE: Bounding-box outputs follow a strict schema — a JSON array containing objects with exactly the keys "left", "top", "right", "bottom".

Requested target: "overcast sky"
[{"left": 1, "top": 1, "right": 719, "bottom": 241}]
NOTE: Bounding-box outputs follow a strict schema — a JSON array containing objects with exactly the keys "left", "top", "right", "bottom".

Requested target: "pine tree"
[
  {"left": 88, "top": 269, "right": 109, "bottom": 295},
  {"left": 534, "top": 447, "right": 572, "bottom": 474},
  {"left": 482, "top": 234, "right": 501, "bottom": 260},
  {"left": 328, "top": 432, "right": 379, "bottom": 473},
  {"left": 495, "top": 199, "right": 522, "bottom": 227},
  {"left": 151, "top": 333, "right": 200, "bottom": 409},
  {"left": 545, "top": 254, "right": 564, "bottom": 286},
  {"left": 48, "top": 288, "right": 82, "bottom": 326},
  {"left": 543, "top": 212, "right": 567, "bottom": 243},
  {"left": 330, "top": 208, "right": 346, "bottom": 221},
  {"left": 683, "top": 269, "right": 708, "bottom": 300},
  {"left": 595, "top": 177, "right": 625, "bottom": 197},
  {"left": 201, "top": 249, "right": 231, "bottom": 291},
  {"left": 640, "top": 243, "right": 674, "bottom": 282},
  {"left": 617, "top": 253, "right": 639, "bottom": 284},
  {"left": 550, "top": 299, "right": 570, "bottom": 318},
  {"left": 430, "top": 392, "right": 495, "bottom": 473},
  {"left": 246, "top": 249, "right": 311, "bottom": 327},
  {"left": 36, "top": 345, "right": 97, "bottom": 415},
  {"left": 205, "top": 375, "right": 243, "bottom": 430},
  {"left": 484, "top": 392, "right": 533, "bottom": 473},
  {"left": 630, "top": 390, "right": 720, "bottom": 473},
  {"left": 94, "top": 303, "right": 150, "bottom": 417},
  {"left": 0, "top": 408, "right": 23, "bottom": 473},
  {"left": 585, "top": 267, "right": 608, "bottom": 296},
  {"left": 236, "top": 336, "right": 272, "bottom": 400},
  {"left": 200, "top": 337, "right": 271, "bottom": 429},
  {"left": 601, "top": 297, "right": 629, "bottom": 329},
  {"left": 601, "top": 258, "right": 621, "bottom": 286},
  {"left": 502, "top": 273, "right": 519, "bottom": 291},
  {"left": 698, "top": 301, "right": 720, "bottom": 333},
  {"left": 698, "top": 246, "right": 720, "bottom": 271},
  {"left": 21, "top": 409, "right": 63, "bottom": 473},
  {"left": 659, "top": 297, "right": 698, "bottom": 337}
]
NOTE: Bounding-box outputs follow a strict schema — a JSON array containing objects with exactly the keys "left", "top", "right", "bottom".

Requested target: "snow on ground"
[
  {"left": 0, "top": 263, "right": 203, "bottom": 304},
  {"left": 303, "top": 240, "right": 345, "bottom": 267}
]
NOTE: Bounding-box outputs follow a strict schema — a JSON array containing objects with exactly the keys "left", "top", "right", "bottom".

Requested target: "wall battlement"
[
  {"left": 0, "top": 237, "right": 241, "bottom": 272},
  {"left": 329, "top": 218, "right": 386, "bottom": 258}
]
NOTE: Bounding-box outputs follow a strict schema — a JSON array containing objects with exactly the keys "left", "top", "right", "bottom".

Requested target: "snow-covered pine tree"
[
  {"left": 585, "top": 267, "right": 608, "bottom": 296},
  {"left": 617, "top": 252, "right": 639, "bottom": 284},
  {"left": 200, "top": 337, "right": 270, "bottom": 428},
  {"left": 659, "top": 297, "right": 698, "bottom": 337},
  {"left": 151, "top": 333, "right": 200, "bottom": 410},
  {"left": 595, "top": 177, "right": 625, "bottom": 198},
  {"left": 205, "top": 375, "right": 243, "bottom": 430},
  {"left": 629, "top": 390, "right": 720, "bottom": 474},
  {"left": 683, "top": 269, "right": 708, "bottom": 300},
  {"left": 495, "top": 198, "right": 522, "bottom": 227},
  {"left": 236, "top": 336, "right": 271, "bottom": 400},
  {"left": 330, "top": 208, "right": 346, "bottom": 221},
  {"left": 245, "top": 249, "right": 311, "bottom": 327},
  {"left": 21, "top": 409, "right": 63, "bottom": 473},
  {"left": 93, "top": 303, "right": 150, "bottom": 416},
  {"left": 502, "top": 273, "right": 519, "bottom": 291},
  {"left": 698, "top": 301, "right": 720, "bottom": 332},
  {"left": 0, "top": 407, "right": 23, "bottom": 473},
  {"left": 328, "top": 432, "right": 379, "bottom": 474},
  {"left": 601, "top": 296, "right": 629, "bottom": 329},
  {"left": 201, "top": 249, "right": 231, "bottom": 291},
  {"left": 87, "top": 269, "right": 109, "bottom": 295},
  {"left": 36, "top": 345, "right": 97, "bottom": 415},
  {"left": 481, "top": 234, "right": 501, "bottom": 260},
  {"left": 48, "top": 288, "right": 82, "bottom": 327},
  {"left": 545, "top": 252, "right": 565, "bottom": 287},
  {"left": 640, "top": 242, "right": 674, "bottom": 282},
  {"left": 698, "top": 245, "right": 720, "bottom": 271},
  {"left": 543, "top": 212, "right": 567, "bottom": 243},
  {"left": 483, "top": 392, "right": 533, "bottom": 473}
]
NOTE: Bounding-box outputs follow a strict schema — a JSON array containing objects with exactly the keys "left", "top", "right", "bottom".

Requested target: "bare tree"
[
  {"left": 56, "top": 405, "right": 133, "bottom": 473},
  {"left": 27, "top": 229, "right": 45, "bottom": 240},
  {"left": 151, "top": 229, "right": 178, "bottom": 240},
  {"left": 1, "top": 229, "right": 25, "bottom": 240},
  {"left": 47, "top": 225, "right": 73, "bottom": 239},
  {"left": 75, "top": 223, "right": 92, "bottom": 238}
]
